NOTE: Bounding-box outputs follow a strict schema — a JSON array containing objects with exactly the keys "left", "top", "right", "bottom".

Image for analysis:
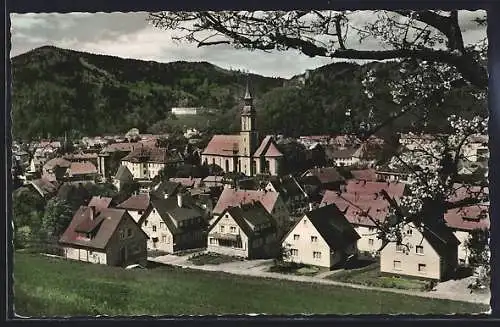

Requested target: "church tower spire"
[{"left": 239, "top": 74, "right": 259, "bottom": 176}]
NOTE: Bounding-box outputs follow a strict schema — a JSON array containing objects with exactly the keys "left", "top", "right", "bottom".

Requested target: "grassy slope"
[{"left": 13, "top": 253, "right": 488, "bottom": 316}]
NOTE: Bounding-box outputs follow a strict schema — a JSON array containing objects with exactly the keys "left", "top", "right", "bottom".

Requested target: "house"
[
  {"left": 150, "top": 180, "right": 184, "bottom": 199},
  {"left": 202, "top": 175, "right": 224, "bottom": 188},
  {"left": 344, "top": 180, "right": 406, "bottom": 199},
  {"left": 281, "top": 204, "right": 360, "bottom": 268},
  {"left": 97, "top": 142, "right": 138, "bottom": 179},
  {"left": 327, "top": 147, "right": 362, "bottom": 167},
  {"left": 262, "top": 175, "right": 309, "bottom": 213},
  {"left": 66, "top": 161, "right": 98, "bottom": 182},
  {"left": 42, "top": 157, "right": 72, "bottom": 182},
  {"left": 88, "top": 196, "right": 113, "bottom": 210},
  {"left": 301, "top": 167, "right": 345, "bottom": 191},
  {"left": 59, "top": 206, "right": 148, "bottom": 267},
  {"left": 169, "top": 177, "right": 204, "bottom": 189},
  {"left": 462, "top": 134, "right": 489, "bottom": 162},
  {"left": 212, "top": 188, "right": 290, "bottom": 237},
  {"left": 28, "top": 178, "right": 59, "bottom": 199},
  {"left": 113, "top": 165, "right": 134, "bottom": 191},
  {"left": 444, "top": 205, "right": 490, "bottom": 266},
  {"left": 139, "top": 193, "right": 207, "bottom": 253},
  {"left": 201, "top": 84, "right": 284, "bottom": 176},
  {"left": 320, "top": 190, "right": 390, "bottom": 257},
  {"left": 121, "top": 146, "right": 183, "bottom": 180},
  {"left": 207, "top": 201, "right": 278, "bottom": 259},
  {"left": 116, "top": 193, "right": 152, "bottom": 223},
  {"left": 380, "top": 222, "right": 459, "bottom": 281},
  {"left": 350, "top": 169, "right": 378, "bottom": 182}
]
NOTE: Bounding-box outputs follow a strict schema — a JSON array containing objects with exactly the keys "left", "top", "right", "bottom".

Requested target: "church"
[{"left": 201, "top": 83, "right": 283, "bottom": 176}]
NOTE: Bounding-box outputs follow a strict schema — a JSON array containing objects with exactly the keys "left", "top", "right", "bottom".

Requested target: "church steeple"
[
  {"left": 244, "top": 78, "right": 252, "bottom": 102},
  {"left": 242, "top": 75, "right": 254, "bottom": 115}
]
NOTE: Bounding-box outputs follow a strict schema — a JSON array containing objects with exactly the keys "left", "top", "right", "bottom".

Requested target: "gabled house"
[
  {"left": 113, "top": 165, "right": 134, "bottom": 191},
  {"left": 320, "top": 190, "right": 389, "bottom": 257},
  {"left": 66, "top": 161, "right": 98, "bottom": 182},
  {"left": 59, "top": 206, "right": 148, "bottom": 267},
  {"left": 139, "top": 193, "right": 207, "bottom": 253},
  {"left": 444, "top": 204, "right": 490, "bottom": 266},
  {"left": 116, "top": 193, "right": 152, "bottom": 223},
  {"left": 121, "top": 146, "right": 183, "bottom": 180},
  {"left": 207, "top": 201, "right": 278, "bottom": 259},
  {"left": 262, "top": 175, "right": 309, "bottom": 213},
  {"left": 212, "top": 188, "right": 290, "bottom": 237},
  {"left": 380, "top": 222, "right": 459, "bottom": 281},
  {"left": 28, "top": 178, "right": 59, "bottom": 199},
  {"left": 327, "top": 147, "right": 362, "bottom": 167},
  {"left": 282, "top": 204, "right": 360, "bottom": 268},
  {"left": 42, "top": 157, "right": 72, "bottom": 182},
  {"left": 88, "top": 196, "right": 113, "bottom": 210},
  {"left": 150, "top": 180, "right": 183, "bottom": 199},
  {"left": 301, "top": 167, "right": 345, "bottom": 191}
]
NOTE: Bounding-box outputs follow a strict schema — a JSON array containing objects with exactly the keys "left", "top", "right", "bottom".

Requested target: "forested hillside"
[{"left": 11, "top": 46, "right": 486, "bottom": 141}]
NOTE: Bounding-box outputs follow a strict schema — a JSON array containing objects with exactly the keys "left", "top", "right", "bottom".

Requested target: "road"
[{"left": 148, "top": 253, "right": 491, "bottom": 307}]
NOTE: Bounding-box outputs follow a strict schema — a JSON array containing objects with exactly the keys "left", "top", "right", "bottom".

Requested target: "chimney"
[
  {"left": 90, "top": 206, "right": 96, "bottom": 221},
  {"left": 309, "top": 202, "right": 314, "bottom": 211},
  {"left": 177, "top": 193, "right": 183, "bottom": 208}
]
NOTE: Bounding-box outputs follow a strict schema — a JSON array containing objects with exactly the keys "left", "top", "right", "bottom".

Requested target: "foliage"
[
  {"left": 56, "top": 183, "right": 92, "bottom": 212},
  {"left": 465, "top": 228, "right": 490, "bottom": 276},
  {"left": 40, "top": 198, "right": 74, "bottom": 239},
  {"left": 14, "top": 253, "right": 487, "bottom": 315},
  {"left": 11, "top": 46, "right": 283, "bottom": 141},
  {"left": 12, "top": 187, "right": 46, "bottom": 230}
]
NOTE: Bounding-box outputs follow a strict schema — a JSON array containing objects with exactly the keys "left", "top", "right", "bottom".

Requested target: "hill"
[
  {"left": 11, "top": 46, "right": 284, "bottom": 140},
  {"left": 11, "top": 46, "right": 486, "bottom": 141}
]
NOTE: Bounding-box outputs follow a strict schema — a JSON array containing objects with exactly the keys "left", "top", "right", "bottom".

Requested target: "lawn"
[
  {"left": 188, "top": 252, "right": 244, "bottom": 266},
  {"left": 13, "top": 253, "right": 488, "bottom": 316},
  {"left": 329, "top": 262, "right": 429, "bottom": 291},
  {"left": 268, "top": 262, "right": 326, "bottom": 277}
]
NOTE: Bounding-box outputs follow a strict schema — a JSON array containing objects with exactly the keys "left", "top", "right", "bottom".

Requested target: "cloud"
[{"left": 10, "top": 10, "right": 487, "bottom": 78}]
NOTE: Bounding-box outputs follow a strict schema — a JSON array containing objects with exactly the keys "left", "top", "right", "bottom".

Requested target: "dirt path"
[{"left": 148, "top": 256, "right": 490, "bottom": 307}]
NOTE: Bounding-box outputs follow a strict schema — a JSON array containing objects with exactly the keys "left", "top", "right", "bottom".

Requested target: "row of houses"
[{"left": 58, "top": 173, "right": 489, "bottom": 281}]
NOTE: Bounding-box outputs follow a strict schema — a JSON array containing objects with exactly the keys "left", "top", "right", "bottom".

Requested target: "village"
[{"left": 11, "top": 82, "right": 491, "bottom": 306}]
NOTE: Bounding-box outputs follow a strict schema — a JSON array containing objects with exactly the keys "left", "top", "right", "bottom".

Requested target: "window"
[
  {"left": 303, "top": 219, "right": 307, "bottom": 225},
  {"left": 119, "top": 230, "right": 125, "bottom": 240},
  {"left": 161, "top": 235, "right": 167, "bottom": 243},
  {"left": 368, "top": 227, "right": 375, "bottom": 233},
  {"left": 127, "top": 228, "right": 133, "bottom": 238},
  {"left": 144, "top": 220, "right": 148, "bottom": 226},
  {"left": 368, "top": 239, "right": 374, "bottom": 246},
  {"left": 209, "top": 238, "right": 217, "bottom": 245},
  {"left": 291, "top": 249, "right": 298, "bottom": 256},
  {"left": 313, "top": 251, "right": 321, "bottom": 259},
  {"left": 407, "top": 229, "right": 413, "bottom": 235},
  {"left": 311, "top": 236, "right": 318, "bottom": 243},
  {"left": 418, "top": 264, "right": 426, "bottom": 273},
  {"left": 160, "top": 222, "right": 164, "bottom": 228},
  {"left": 220, "top": 225, "right": 225, "bottom": 233},
  {"left": 393, "top": 260, "right": 401, "bottom": 270},
  {"left": 416, "top": 245, "right": 424, "bottom": 255},
  {"left": 230, "top": 226, "right": 237, "bottom": 233},
  {"left": 293, "top": 234, "right": 300, "bottom": 241},
  {"left": 152, "top": 225, "right": 157, "bottom": 232},
  {"left": 396, "top": 244, "right": 404, "bottom": 252}
]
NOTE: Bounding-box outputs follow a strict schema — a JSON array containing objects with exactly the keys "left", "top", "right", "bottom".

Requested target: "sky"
[{"left": 10, "top": 10, "right": 487, "bottom": 78}]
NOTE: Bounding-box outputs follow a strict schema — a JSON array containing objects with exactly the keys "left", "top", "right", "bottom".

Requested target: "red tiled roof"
[
  {"left": 303, "top": 167, "right": 345, "bottom": 184},
  {"left": 444, "top": 205, "right": 490, "bottom": 231},
  {"left": 350, "top": 169, "right": 378, "bottom": 181},
  {"left": 213, "top": 188, "right": 280, "bottom": 215},
  {"left": 44, "top": 157, "right": 71, "bottom": 169},
  {"left": 320, "top": 190, "right": 389, "bottom": 227},
  {"left": 264, "top": 141, "right": 283, "bottom": 157},
  {"left": 169, "top": 177, "right": 203, "bottom": 188},
  {"left": 253, "top": 135, "right": 283, "bottom": 157},
  {"left": 69, "top": 161, "right": 97, "bottom": 176},
  {"left": 59, "top": 206, "right": 131, "bottom": 249},
  {"left": 448, "top": 183, "right": 489, "bottom": 203},
  {"left": 63, "top": 153, "right": 99, "bottom": 161},
  {"left": 121, "top": 146, "right": 181, "bottom": 164},
  {"left": 101, "top": 142, "right": 137, "bottom": 153},
  {"left": 116, "top": 194, "right": 151, "bottom": 211},
  {"left": 345, "top": 180, "right": 405, "bottom": 198},
  {"left": 88, "top": 196, "right": 113, "bottom": 209},
  {"left": 202, "top": 135, "right": 240, "bottom": 156}
]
